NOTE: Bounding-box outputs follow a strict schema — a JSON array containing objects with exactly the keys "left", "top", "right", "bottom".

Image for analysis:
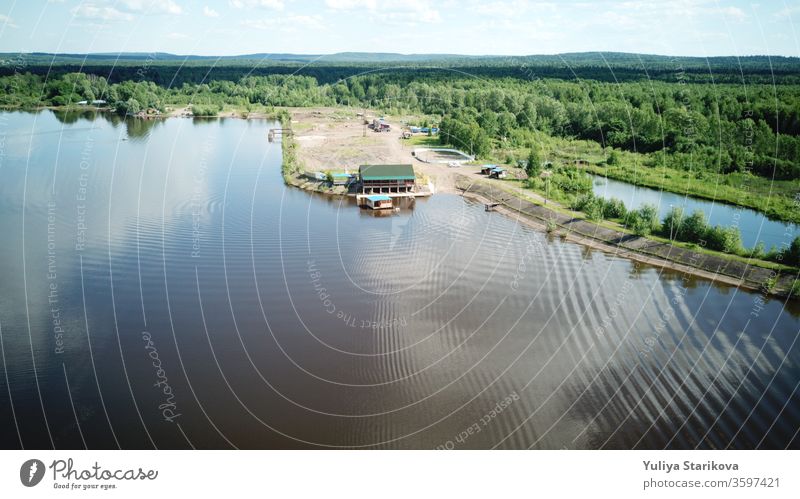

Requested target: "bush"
[
  {"left": 705, "top": 225, "right": 743, "bottom": 254},
  {"left": 661, "top": 206, "right": 685, "bottom": 240},
  {"left": 570, "top": 194, "right": 626, "bottom": 222},
  {"left": 583, "top": 197, "right": 605, "bottom": 221},
  {"left": 191, "top": 103, "right": 222, "bottom": 117},
  {"left": 628, "top": 204, "right": 660, "bottom": 236},
  {"left": 526, "top": 147, "right": 541, "bottom": 177},
  {"left": 658, "top": 206, "right": 745, "bottom": 255},
  {"left": 781, "top": 236, "right": 800, "bottom": 266},
  {"left": 602, "top": 197, "right": 627, "bottom": 219},
  {"left": 791, "top": 279, "right": 800, "bottom": 298},
  {"left": 552, "top": 167, "right": 592, "bottom": 194},
  {"left": 748, "top": 241, "right": 766, "bottom": 260},
  {"left": 570, "top": 193, "right": 594, "bottom": 211},
  {"left": 681, "top": 210, "right": 708, "bottom": 242}
]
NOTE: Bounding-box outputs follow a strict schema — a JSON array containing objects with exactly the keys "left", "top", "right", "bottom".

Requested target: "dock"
[
  {"left": 268, "top": 128, "right": 293, "bottom": 142},
  {"left": 356, "top": 190, "right": 431, "bottom": 205}
]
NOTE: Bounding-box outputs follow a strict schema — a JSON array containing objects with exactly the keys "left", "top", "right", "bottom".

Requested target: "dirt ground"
[{"left": 289, "top": 107, "right": 489, "bottom": 194}]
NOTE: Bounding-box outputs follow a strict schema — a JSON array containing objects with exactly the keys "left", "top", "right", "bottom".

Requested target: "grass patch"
[{"left": 405, "top": 135, "right": 443, "bottom": 147}]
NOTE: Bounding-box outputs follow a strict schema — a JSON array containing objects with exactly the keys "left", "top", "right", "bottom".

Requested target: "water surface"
[
  {"left": 0, "top": 110, "right": 798, "bottom": 449},
  {"left": 591, "top": 174, "right": 797, "bottom": 250}
]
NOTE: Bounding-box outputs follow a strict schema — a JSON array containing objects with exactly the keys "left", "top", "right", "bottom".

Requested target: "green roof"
[{"left": 359, "top": 164, "right": 415, "bottom": 181}]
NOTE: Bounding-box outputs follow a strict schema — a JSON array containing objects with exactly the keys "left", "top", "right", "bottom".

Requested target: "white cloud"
[
  {"left": 166, "top": 32, "right": 189, "bottom": 39},
  {"left": 288, "top": 15, "right": 324, "bottom": 27},
  {"left": 121, "top": 0, "right": 183, "bottom": 15},
  {"left": 0, "top": 14, "right": 19, "bottom": 28},
  {"left": 325, "top": 0, "right": 376, "bottom": 8},
  {"left": 774, "top": 5, "right": 800, "bottom": 19},
  {"left": 243, "top": 14, "right": 324, "bottom": 30},
  {"left": 203, "top": 6, "right": 220, "bottom": 17},
  {"left": 259, "top": 0, "right": 285, "bottom": 9},
  {"left": 468, "top": 1, "right": 555, "bottom": 18},
  {"left": 71, "top": 3, "right": 135, "bottom": 21},
  {"left": 719, "top": 6, "right": 746, "bottom": 22},
  {"left": 325, "top": 0, "right": 440, "bottom": 25},
  {"left": 230, "top": 0, "right": 285, "bottom": 10}
]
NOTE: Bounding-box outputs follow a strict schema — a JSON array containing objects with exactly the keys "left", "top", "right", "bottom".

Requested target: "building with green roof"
[{"left": 359, "top": 164, "right": 416, "bottom": 194}]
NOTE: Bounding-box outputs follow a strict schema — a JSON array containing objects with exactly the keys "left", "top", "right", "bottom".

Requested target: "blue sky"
[{"left": 1, "top": 0, "right": 798, "bottom": 56}]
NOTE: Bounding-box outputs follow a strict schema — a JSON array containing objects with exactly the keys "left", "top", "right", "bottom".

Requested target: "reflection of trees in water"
[
  {"left": 51, "top": 109, "right": 103, "bottom": 125},
  {"left": 50, "top": 110, "right": 162, "bottom": 141},
  {"left": 124, "top": 116, "right": 161, "bottom": 141},
  {"left": 191, "top": 117, "right": 221, "bottom": 126}
]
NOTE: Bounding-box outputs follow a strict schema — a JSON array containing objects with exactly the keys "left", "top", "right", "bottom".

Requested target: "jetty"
[{"left": 268, "top": 128, "right": 293, "bottom": 142}]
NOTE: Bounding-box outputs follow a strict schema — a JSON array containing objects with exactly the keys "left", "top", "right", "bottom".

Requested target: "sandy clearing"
[{"left": 288, "top": 107, "right": 509, "bottom": 194}]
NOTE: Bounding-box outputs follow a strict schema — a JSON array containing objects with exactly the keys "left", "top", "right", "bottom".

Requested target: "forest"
[{"left": 1, "top": 55, "right": 799, "bottom": 227}]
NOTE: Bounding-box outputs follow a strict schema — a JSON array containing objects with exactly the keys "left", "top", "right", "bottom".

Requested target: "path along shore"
[{"left": 454, "top": 174, "right": 797, "bottom": 297}]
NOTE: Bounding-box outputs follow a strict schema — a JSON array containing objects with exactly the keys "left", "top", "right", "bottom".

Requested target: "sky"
[{"left": 0, "top": 0, "right": 799, "bottom": 57}]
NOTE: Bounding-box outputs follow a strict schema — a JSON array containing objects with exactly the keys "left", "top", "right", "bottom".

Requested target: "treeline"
[
  {"left": 1, "top": 69, "right": 799, "bottom": 181},
  {"left": 3, "top": 53, "right": 800, "bottom": 85},
  {"left": 0, "top": 72, "right": 333, "bottom": 114}
]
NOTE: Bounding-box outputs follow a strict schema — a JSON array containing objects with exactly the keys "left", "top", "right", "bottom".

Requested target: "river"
[
  {"left": 590, "top": 174, "right": 798, "bottom": 250},
  {"left": 0, "top": 110, "right": 798, "bottom": 449}
]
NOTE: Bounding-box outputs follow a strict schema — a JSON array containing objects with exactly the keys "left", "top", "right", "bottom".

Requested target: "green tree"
[
  {"left": 526, "top": 147, "right": 541, "bottom": 177},
  {"left": 682, "top": 210, "right": 708, "bottom": 242},
  {"left": 629, "top": 204, "right": 659, "bottom": 236},
  {"left": 661, "top": 207, "right": 685, "bottom": 240},
  {"left": 124, "top": 98, "right": 141, "bottom": 115},
  {"left": 781, "top": 236, "right": 800, "bottom": 266}
]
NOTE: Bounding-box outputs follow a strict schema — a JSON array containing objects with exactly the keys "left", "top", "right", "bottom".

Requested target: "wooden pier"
[{"left": 268, "top": 128, "right": 293, "bottom": 142}]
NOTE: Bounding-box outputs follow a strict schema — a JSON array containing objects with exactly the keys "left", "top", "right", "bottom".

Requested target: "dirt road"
[{"left": 290, "top": 107, "right": 487, "bottom": 193}]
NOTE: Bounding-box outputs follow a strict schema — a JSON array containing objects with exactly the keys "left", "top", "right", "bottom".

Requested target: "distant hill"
[
  {"left": 4, "top": 51, "right": 799, "bottom": 67},
  {"left": 2, "top": 51, "right": 798, "bottom": 85}
]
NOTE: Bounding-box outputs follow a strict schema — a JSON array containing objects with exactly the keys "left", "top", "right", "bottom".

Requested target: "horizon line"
[{"left": 2, "top": 50, "right": 799, "bottom": 60}]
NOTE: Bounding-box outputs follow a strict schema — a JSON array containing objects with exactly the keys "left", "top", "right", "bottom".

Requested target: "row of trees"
[
  {"left": 1, "top": 70, "right": 798, "bottom": 179},
  {"left": 569, "top": 192, "right": 800, "bottom": 265}
]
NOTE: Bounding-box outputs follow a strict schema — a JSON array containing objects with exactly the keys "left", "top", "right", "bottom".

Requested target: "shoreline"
[
  {"left": 277, "top": 107, "right": 798, "bottom": 299},
  {"left": 10, "top": 106, "right": 792, "bottom": 298},
  {"left": 0, "top": 104, "right": 279, "bottom": 120},
  {"left": 454, "top": 174, "right": 798, "bottom": 298}
]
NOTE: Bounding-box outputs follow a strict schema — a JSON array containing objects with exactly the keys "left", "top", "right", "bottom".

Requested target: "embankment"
[{"left": 455, "top": 174, "right": 798, "bottom": 298}]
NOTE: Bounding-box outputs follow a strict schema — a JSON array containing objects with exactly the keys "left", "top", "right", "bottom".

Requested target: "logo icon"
[{"left": 20, "top": 459, "right": 45, "bottom": 487}]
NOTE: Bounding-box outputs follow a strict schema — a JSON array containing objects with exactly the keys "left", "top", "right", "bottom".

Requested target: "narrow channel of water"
[{"left": 590, "top": 174, "right": 798, "bottom": 250}]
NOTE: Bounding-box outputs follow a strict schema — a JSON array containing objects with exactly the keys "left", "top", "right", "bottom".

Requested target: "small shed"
[
  {"left": 363, "top": 195, "right": 393, "bottom": 210},
  {"left": 481, "top": 164, "right": 498, "bottom": 175}
]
